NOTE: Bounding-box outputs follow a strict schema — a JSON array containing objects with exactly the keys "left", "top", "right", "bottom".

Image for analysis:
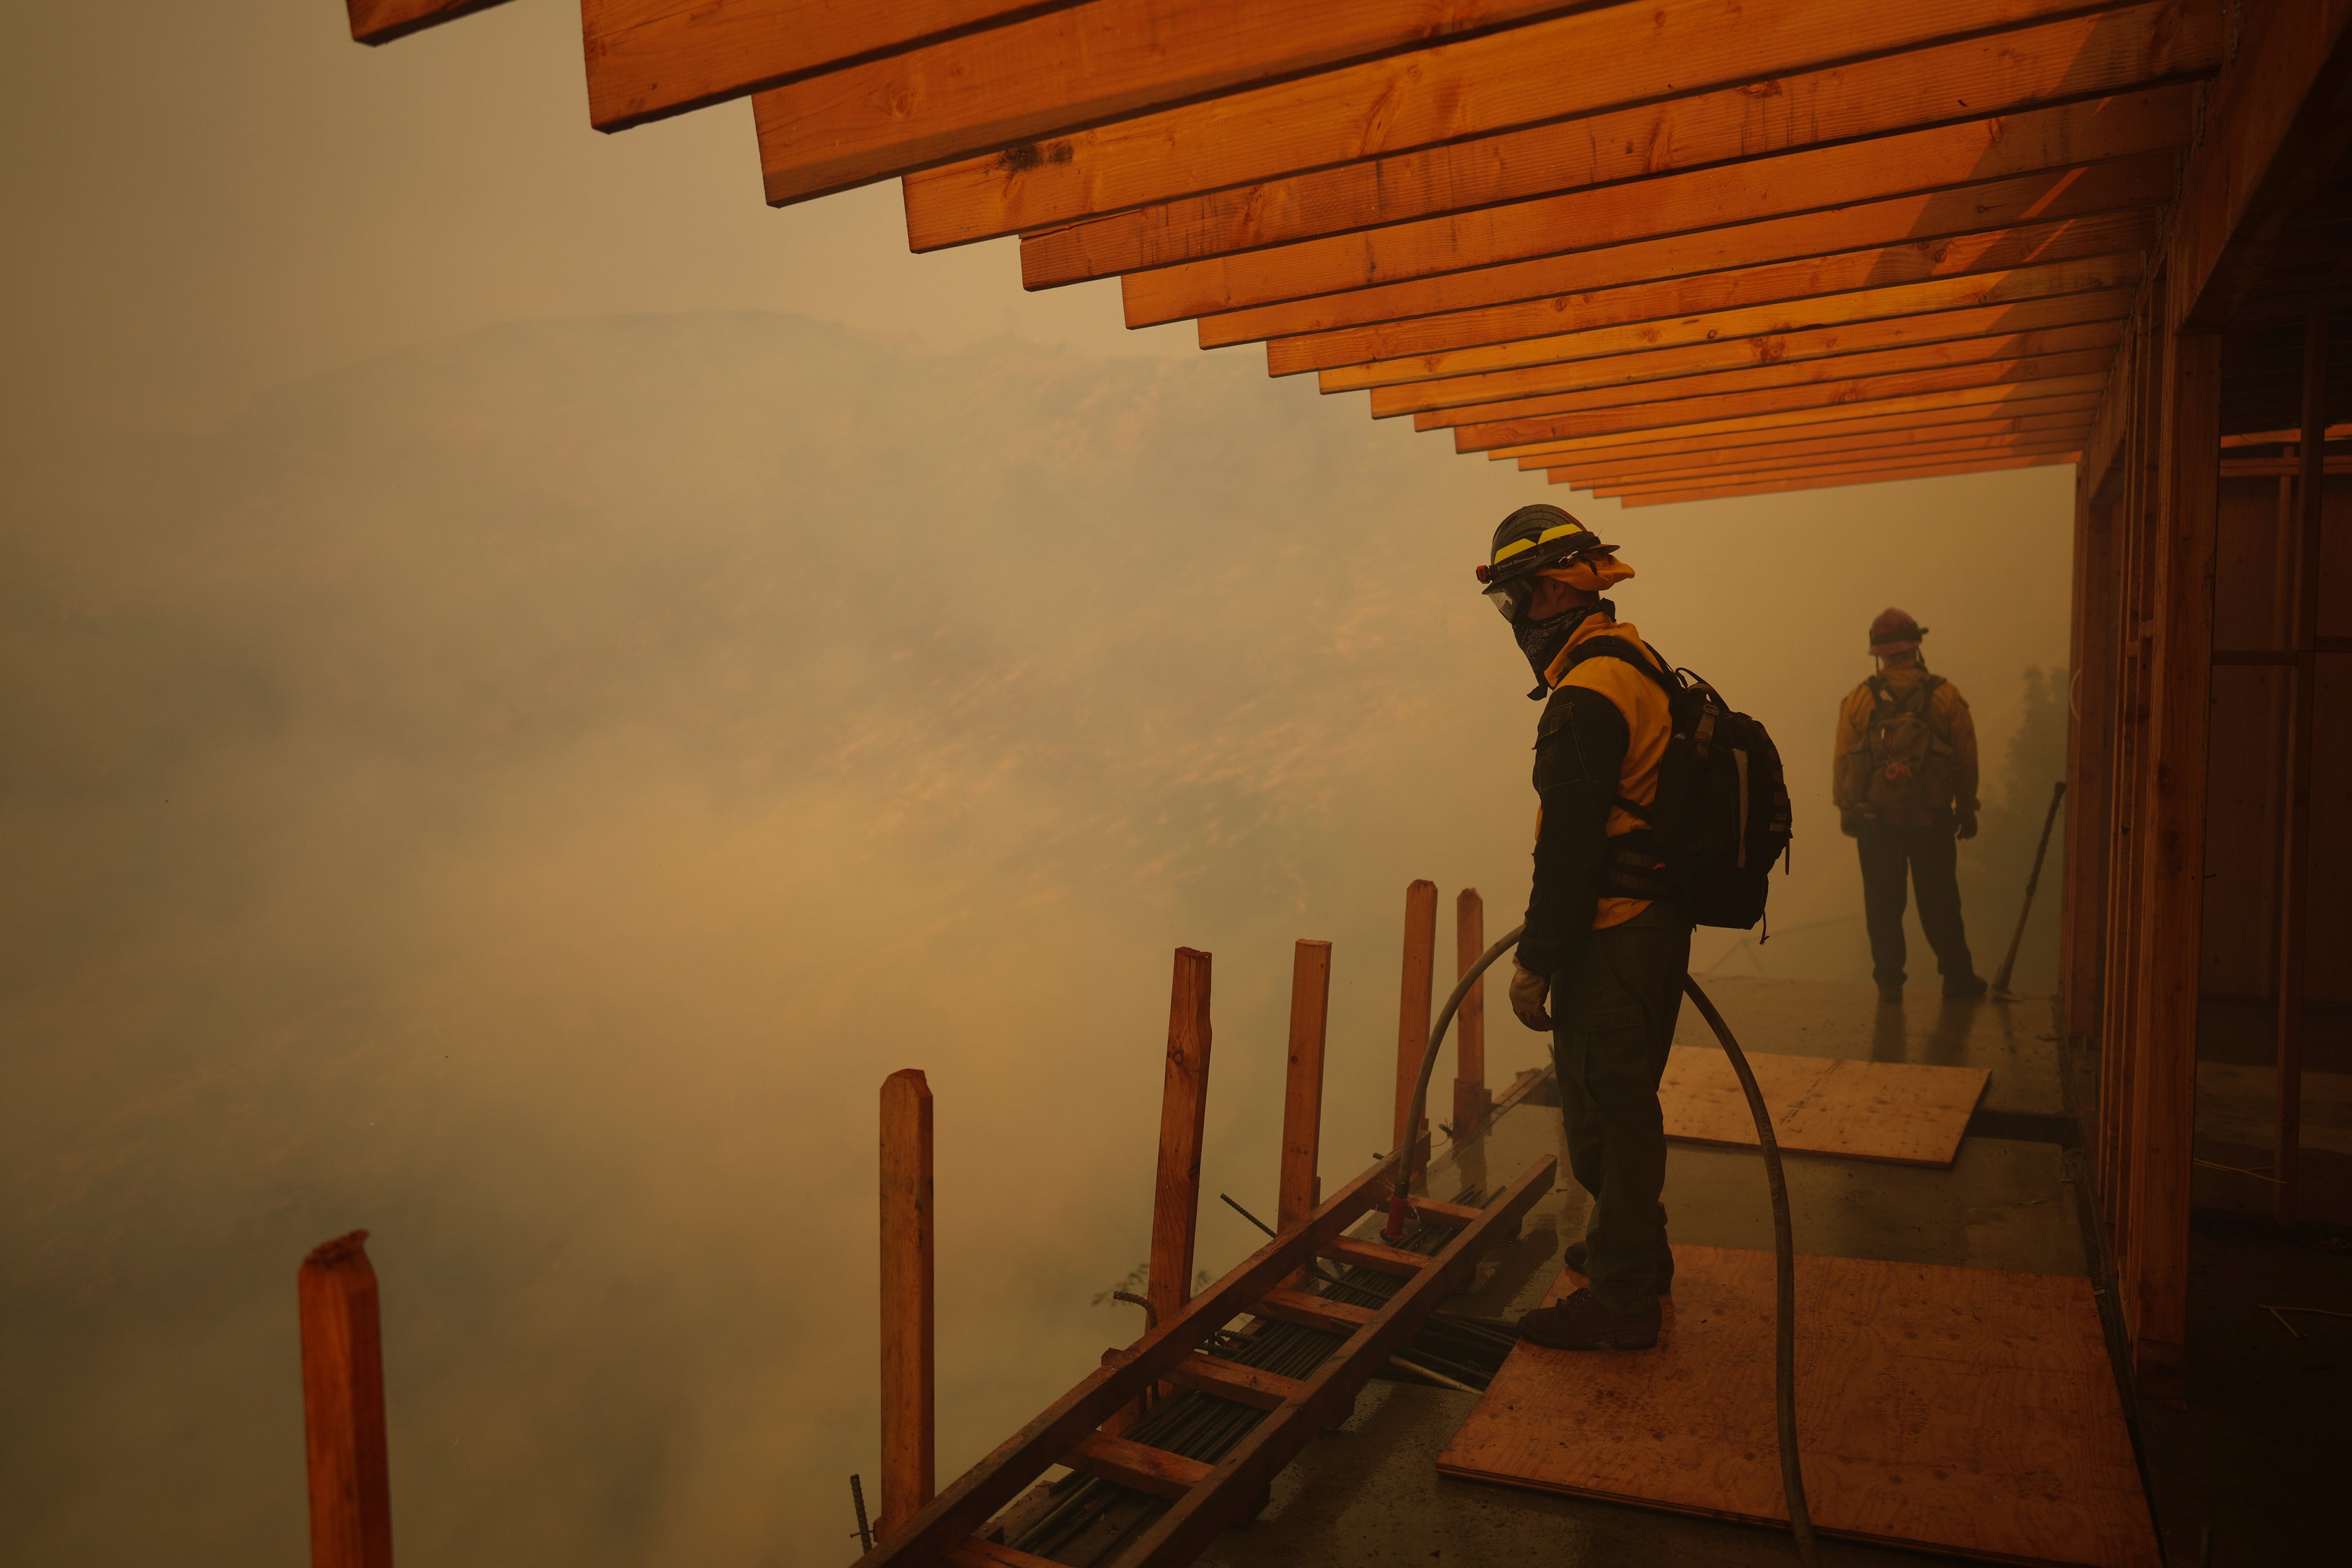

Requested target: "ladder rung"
[
  {"left": 1166, "top": 1351, "right": 1305, "bottom": 1411},
  {"left": 948, "top": 1540, "right": 1062, "bottom": 1568},
  {"left": 1409, "top": 1197, "right": 1485, "bottom": 1226},
  {"left": 1062, "top": 1430, "right": 1214, "bottom": 1499},
  {"left": 1252, "top": 1287, "right": 1374, "bottom": 1334},
  {"left": 1321, "top": 1236, "right": 1434, "bottom": 1276}
]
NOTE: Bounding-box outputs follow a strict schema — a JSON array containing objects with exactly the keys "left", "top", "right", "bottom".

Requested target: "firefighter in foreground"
[
  {"left": 1834, "top": 609, "right": 1986, "bottom": 1004},
  {"left": 1483, "top": 505, "right": 1686, "bottom": 1351}
]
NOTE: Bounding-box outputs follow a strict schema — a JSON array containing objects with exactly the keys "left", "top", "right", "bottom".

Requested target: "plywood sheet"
[
  {"left": 1660, "top": 1046, "right": 1989, "bottom": 1167},
  {"left": 1438, "top": 1249, "right": 2160, "bottom": 1568}
]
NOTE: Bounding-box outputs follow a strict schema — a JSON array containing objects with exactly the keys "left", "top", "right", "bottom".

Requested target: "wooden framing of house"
[
  {"left": 2060, "top": 0, "right": 2352, "bottom": 1397},
  {"left": 344, "top": 0, "right": 2349, "bottom": 1417}
]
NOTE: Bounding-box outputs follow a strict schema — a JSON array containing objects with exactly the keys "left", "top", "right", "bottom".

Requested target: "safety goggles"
[{"left": 1483, "top": 577, "right": 1534, "bottom": 622}]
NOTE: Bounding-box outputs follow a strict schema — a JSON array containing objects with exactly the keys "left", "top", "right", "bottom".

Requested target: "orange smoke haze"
[{"left": 0, "top": 7, "right": 2075, "bottom": 1566}]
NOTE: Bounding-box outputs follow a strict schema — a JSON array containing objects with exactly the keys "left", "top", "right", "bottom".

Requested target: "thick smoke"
[{"left": 0, "top": 313, "right": 2072, "bottom": 1565}]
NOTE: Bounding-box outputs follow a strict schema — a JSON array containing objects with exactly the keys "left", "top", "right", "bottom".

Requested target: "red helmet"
[{"left": 1868, "top": 607, "right": 1926, "bottom": 657}]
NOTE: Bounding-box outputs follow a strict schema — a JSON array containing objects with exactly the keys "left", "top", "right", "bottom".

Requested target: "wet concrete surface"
[
  {"left": 1205, "top": 976, "right": 2092, "bottom": 1567},
  {"left": 2190, "top": 997, "right": 2352, "bottom": 1227},
  {"left": 2134, "top": 1220, "right": 2352, "bottom": 1566},
  {"left": 1676, "top": 975, "right": 2069, "bottom": 1115}
]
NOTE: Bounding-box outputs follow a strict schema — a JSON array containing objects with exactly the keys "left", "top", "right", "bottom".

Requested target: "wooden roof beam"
[
  {"left": 1196, "top": 154, "right": 2178, "bottom": 348},
  {"left": 1423, "top": 328, "right": 2123, "bottom": 436},
  {"left": 1603, "top": 452, "right": 2078, "bottom": 506},
  {"left": 1116, "top": 87, "right": 2191, "bottom": 321},
  {"left": 1562, "top": 433, "right": 2087, "bottom": 489},
  {"left": 1015, "top": 2, "right": 2220, "bottom": 281},
  {"left": 1543, "top": 424, "right": 2094, "bottom": 484},
  {"left": 1368, "top": 291, "right": 2130, "bottom": 418},
  {"left": 2218, "top": 421, "right": 2352, "bottom": 447},
  {"left": 2165, "top": 0, "right": 2352, "bottom": 331},
  {"left": 1454, "top": 370, "right": 2114, "bottom": 453},
  {"left": 903, "top": 0, "right": 2197, "bottom": 249},
  {"left": 1266, "top": 210, "right": 2157, "bottom": 375},
  {"left": 2081, "top": 2, "right": 2351, "bottom": 492},
  {"left": 1491, "top": 391, "right": 2104, "bottom": 461},
  {"left": 346, "top": 0, "right": 515, "bottom": 44},
  {"left": 583, "top": 4, "right": 1087, "bottom": 131},
  {"left": 1324, "top": 255, "right": 2138, "bottom": 396},
  {"left": 748, "top": 1, "right": 1590, "bottom": 205},
  {"left": 1520, "top": 409, "right": 2095, "bottom": 473}
]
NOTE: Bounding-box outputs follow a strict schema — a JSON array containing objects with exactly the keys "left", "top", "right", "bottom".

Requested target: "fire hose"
[{"left": 1384, "top": 921, "right": 1821, "bottom": 1568}]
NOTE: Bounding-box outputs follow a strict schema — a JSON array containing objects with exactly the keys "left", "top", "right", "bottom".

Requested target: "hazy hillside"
[{"left": 0, "top": 312, "right": 2071, "bottom": 1566}]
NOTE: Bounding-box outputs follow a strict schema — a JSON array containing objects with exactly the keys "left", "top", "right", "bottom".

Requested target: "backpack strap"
[
  {"left": 1867, "top": 673, "right": 1939, "bottom": 722},
  {"left": 1560, "top": 635, "right": 1680, "bottom": 703},
  {"left": 1603, "top": 837, "right": 1672, "bottom": 898},
  {"left": 1560, "top": 636, "right": 1680, "bottom": 825}
]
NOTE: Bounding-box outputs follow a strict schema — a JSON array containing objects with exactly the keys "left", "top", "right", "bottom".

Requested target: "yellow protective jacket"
[
  {"left": 1517, "top": 613, "right": 1673, "bottom": 976},
  {"left": 1832, "top": 657, "right": 1979, "bottom": 825}
]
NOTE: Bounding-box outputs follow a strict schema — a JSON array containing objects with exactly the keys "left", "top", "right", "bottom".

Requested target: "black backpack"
[{"left": 1560, "top": 639, "right": 1793, "bottom": 930}]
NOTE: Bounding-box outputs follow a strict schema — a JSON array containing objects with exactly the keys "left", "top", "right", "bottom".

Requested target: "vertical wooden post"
[
  {"left": 1394, "top": 881, "right": 1437, "bottom": 1185},
  {"left": 2062, "top": 477, "right": 2120, "bottom": 1048},
  {"left": 298, "top": 1231, "right": 393, "bottom": 1568},
  {"left": 1150, "top": 948, "right": 1214, "bottom": 1331},
  {"left": 2105, "top": 309, "right": 2155, "bottom": 1272},
  {"left": 1452, "top": 888, "right": 1493, "bottom": 1139},
  {"left": 2121, "top": 325, "right": 2220, "bottom": 1394},
  {"left": 878, "top": 1068, "right": 935, "bottom": 1536},
  {"left": 2274, "top": 306, "right": 2327, "bottom": 1226},
  {"left": 1278, "top": 940, "right": 1331, "bottom": 1233}
]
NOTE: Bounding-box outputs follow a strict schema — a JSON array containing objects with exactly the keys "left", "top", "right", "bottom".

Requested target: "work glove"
[
  {"left": 1956, "top": 809, "right": 1979, "bottom": 841},
  {"left": 1508, "top": 963, "right": 1554, "bottom": 1032},
  {"left": 1839, "top": 809, "right": 1863, "bottom": 839}
]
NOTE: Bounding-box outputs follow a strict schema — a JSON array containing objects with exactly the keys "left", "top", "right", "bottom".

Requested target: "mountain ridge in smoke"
[{"left": 1, "top": 308, "right": 2072, "bottom": 1566}]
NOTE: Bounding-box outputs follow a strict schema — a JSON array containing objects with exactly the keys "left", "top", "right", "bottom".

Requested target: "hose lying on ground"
[{"left": 1393, "top": 921, "right": 1821, "bottom": 1568}]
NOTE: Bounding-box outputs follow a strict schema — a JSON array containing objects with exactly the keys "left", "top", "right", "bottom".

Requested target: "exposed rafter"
[
  {"left": 1603, "top": 451, "right": 2078, "bottom": 506},
  {"left": 1368, "top": 293, "right": 2131, "bottom": 418},
  {"left": 345, "top": 0, "right": 2240, "bottom": 503},
  {"left": 902, "top": 0, "right": 2205, "bottom": 248}
]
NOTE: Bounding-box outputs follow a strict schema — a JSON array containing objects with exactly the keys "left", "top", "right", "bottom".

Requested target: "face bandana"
[
  {"left": 1515, "top": 600, "right": 1609, "bottom": 698},
  {"left": 1509, "top": 554, "right": 1638, "bottom": 697}
]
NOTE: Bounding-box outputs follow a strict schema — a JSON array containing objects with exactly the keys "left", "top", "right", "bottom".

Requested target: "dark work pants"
[
  {"left": 1550, "top": 902, "right": 1691, "bottom": 1314},
  {"left": 1856, "top": 823, "right": 1976, "bottom": 988}
]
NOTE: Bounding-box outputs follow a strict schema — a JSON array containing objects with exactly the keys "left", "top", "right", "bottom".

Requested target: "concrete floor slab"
[
  {"left": 1674, "top": 976, "right": 2067, "bottom": 1117},
  {"left": 1205, "top": 978, "right": 2101, "bottom": 1567}
]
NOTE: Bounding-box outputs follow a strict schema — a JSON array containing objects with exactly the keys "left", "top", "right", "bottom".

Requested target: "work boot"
[
  {"left": 1877, "top": 981, "right": 1903, "bottom": 1006},
  {"left": 1942, "top": 972, "right": 1988, "bottom": 999},
  {"left": 1516, "top": 1287, "right": 1660, "bottom": 1350},
  {"left": 1566, "top": 1240, "right": 1674, "bottom": 1295}
]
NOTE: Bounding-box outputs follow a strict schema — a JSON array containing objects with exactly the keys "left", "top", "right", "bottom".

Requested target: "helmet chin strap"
[{"left": 1515, "top": 599, "right": 1609, "bottom": 697}]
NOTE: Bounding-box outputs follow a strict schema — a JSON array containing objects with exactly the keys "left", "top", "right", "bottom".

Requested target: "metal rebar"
[
  {"left": 1384, "top": 1354, "right": 1481, "bottom": 1393},
  {"left": 849, "top": 1473, "right": 874, "bottom": 1552}
]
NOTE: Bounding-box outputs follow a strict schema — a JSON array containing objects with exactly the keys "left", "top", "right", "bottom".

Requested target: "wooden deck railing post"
[
  {"left": 1278, "top": 940, "right": 1331, "bottom": 1232},
  {"left": 1150, "top": 949, "right": 1214, "bottom": 1331},
  {"left": 298, "top": 1231, "right": 393, "bottom": 1568},
  {"left": 1394, "top": 881, "right": 1437, "bottom": 1188},
  {"left": 879, "top": 1068, "right": 936, "bottom": 1536},
  {"left": 1452, "top": 888, "right": 1493, "bottom": 1139}
]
